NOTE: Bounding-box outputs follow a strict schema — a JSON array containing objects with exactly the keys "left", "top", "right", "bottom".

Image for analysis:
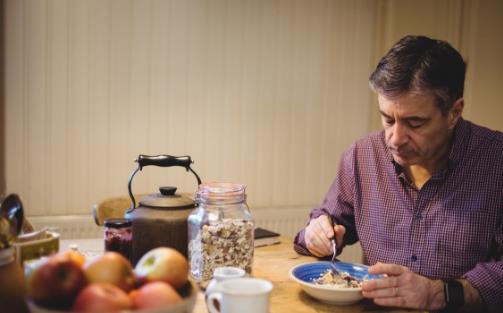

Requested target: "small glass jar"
[
  {"left": 104, "top": 218, "right": 132, "bottom": 261},
  {"left": 206, "top": 266, "right": 246, "bottom": 294},
  {"left": 0, "top": 247, "right": 29, "bottom": 313},
  {"left": 205, "top": 266, "right": 246, "bottom": 309},
  {"left": 188, "top": 182, "right": 254, "bottom": 286}
]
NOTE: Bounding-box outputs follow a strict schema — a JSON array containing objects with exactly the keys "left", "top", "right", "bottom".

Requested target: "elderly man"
[{"left": 294, "top": 35, "right": 502, "bottom": 313}]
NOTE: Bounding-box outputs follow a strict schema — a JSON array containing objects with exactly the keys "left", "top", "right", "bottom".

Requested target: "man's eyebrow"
[
  {"left": 379, "top": 110, "right": 428, "bottom": 121},
  {"left": 404, "top": 116, "right": 429, "bottom": 122},
  {"left": 379, "top": 110, "right": 392, "bottom": 119}
]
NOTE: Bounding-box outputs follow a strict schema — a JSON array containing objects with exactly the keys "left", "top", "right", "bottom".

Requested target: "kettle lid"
[{"left": 139, "top": 186, "right": 195, "bottom": 209}]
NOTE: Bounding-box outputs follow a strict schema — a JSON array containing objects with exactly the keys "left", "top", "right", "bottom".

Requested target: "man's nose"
[{"left": 389, "top": 123, "right": 409, "bottom": 147}]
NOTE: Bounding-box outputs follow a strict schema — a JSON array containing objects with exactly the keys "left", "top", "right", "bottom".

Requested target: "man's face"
[{"left": 378, "top": 92, "right": 461, "bottom": 168}]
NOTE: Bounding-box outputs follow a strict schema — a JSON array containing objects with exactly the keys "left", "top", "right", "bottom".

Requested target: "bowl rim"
[{"left": 289, "top": 261, "right": 372, "bottom": 292}]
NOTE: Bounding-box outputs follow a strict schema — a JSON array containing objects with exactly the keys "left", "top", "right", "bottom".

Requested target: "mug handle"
[{"left": 207, "top": 292, "right": 223, "bottom": 313}]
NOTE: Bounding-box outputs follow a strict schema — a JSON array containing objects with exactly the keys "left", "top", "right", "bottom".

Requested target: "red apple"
[
  {"left": 135, "top": 247, "right": 188, "bottom": 289},
  {"left": 130, "top": 281, "right": 182, "bottom": 310},
  {"left": 84, "top": 252, "right": 135, "bottom": 292},
  {"left": 72, "top": 283, "right": 133, "bottom": 312},
  {"left": 26, "top": 254, "right": 87, "bottom": 310}
]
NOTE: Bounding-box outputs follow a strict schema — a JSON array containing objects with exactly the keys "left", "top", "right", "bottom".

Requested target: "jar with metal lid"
[
  {"left": 0, "top": 247, "right": 29, "bottom": 313},
  {"left": 188, "top": 182, "right": 254, "bottom": 286},
  {"left": 104, "top": 218, "right": 132, "bottom": 261}
]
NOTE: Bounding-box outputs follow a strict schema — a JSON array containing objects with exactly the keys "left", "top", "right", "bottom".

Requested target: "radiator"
[
  {"left": 28, "top": 206, "right": 363, "bottom": 263},
  {"left": 29, "top": 215, "right": 103, "bottom": 239}
]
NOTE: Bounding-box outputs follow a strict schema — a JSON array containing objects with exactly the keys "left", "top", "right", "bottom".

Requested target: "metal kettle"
[{"left": 124, "top": 154, "right": 201, "bottom": 265}]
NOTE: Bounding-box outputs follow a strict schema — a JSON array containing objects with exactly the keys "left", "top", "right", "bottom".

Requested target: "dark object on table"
[{"left": 254, "top": 227, "right": 280, "bottom": 247}]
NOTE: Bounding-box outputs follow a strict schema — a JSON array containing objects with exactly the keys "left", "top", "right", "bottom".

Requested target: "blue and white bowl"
[{"left": 289, "top": 261, "right": 381, "bottom": 305}]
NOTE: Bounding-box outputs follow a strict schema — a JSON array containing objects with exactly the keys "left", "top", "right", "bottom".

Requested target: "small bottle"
[
  {"left": 205, "top": 266, "right": 246, "bottom": 310},
  {"left": 206, "top": 266, "right": 246, "bottom": 295},
  {"left": 0, "top": 247, "right": 29, "bottom": 313},
  {"left": 104, "top": 218, "right": 132, "bottom": 261}
]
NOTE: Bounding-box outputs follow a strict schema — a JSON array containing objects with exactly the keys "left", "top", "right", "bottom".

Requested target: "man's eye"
[
  {"left": 408, "top": 120, "right": 424, "bottom": 128},
  {"left": 382, "top": 118, "right": 394, "bottom": 125}
]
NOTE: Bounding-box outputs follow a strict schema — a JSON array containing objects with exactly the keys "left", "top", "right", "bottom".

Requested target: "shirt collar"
[{"left": 447, "top": 117, "right": 470, "bottom": 167}]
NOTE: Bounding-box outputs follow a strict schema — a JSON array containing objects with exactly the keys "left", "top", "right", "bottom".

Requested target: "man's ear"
[{"left": 448, "top": 98, "right": 464, "bottom": 129}]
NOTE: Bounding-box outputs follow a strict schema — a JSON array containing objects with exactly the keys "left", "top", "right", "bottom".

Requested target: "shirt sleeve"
[
  {"left": 293, "top": 145, "right": 359, "bottom": 255},
  {"left": 462, "top": 217, "right": 503, "bottom": 313}
]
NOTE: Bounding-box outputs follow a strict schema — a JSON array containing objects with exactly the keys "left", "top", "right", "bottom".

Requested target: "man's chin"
[{"left": 392, "top": 155, "right": 415, "bottom": 167}]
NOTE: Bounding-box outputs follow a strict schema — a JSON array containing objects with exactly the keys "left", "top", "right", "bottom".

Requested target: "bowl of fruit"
[{"left": 25, "top": 247, "right": 198, "bottom": 313}]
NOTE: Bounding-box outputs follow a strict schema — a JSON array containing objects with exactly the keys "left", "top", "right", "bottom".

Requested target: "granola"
[
  {"left": 189, "top": 218, "right": 254, "bottom": 283},
  {"left": 312, "top": 268, "right": 363, "bottom": 288}
]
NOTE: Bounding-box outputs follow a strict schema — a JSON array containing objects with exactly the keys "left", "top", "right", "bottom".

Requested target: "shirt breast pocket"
[{"left": 435, "top": 207, "right": 494, "bottom": 276}]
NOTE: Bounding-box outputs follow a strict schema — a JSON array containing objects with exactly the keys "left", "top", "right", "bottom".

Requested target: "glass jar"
[
  {"left": 206, "top": 266, "right": 246, "bottom": 294},
  {"left": 0, "top": 247, "right": 29, "bottom": 313},
  {"left": 205, "top": 266, "right": 246, "bottom": 309},
  {"left": 188, "top": 182, "right": 254, "bottom": 286},
  {"left": 104, "top": 218, "right": 133, "bottom": 261}
]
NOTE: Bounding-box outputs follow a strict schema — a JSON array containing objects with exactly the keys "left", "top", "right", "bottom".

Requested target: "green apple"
[{"left": 135, "top": 247, "right": 188, "bottom": 289}]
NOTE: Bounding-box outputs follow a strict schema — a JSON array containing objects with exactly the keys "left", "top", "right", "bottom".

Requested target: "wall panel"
[{"left": 4, "top": 0, "right": 377, "bottom": 215}]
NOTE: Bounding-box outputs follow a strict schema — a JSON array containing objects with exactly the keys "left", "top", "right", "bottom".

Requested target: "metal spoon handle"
[
  {"left": 327, "top": 215, "right": 337, "bottom": 262},
  {"left": 330, "top": 238, "right": 337, "bottom": 262}
]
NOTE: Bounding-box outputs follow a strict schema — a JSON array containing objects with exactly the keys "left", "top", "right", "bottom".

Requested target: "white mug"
[{"left": 207, "top": 277, "right": 273, "bottom": 313}]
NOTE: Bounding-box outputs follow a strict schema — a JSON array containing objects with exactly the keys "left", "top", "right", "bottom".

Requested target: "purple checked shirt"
[{"left": 294, "top": 118, "right": 503, "bottom": 312}]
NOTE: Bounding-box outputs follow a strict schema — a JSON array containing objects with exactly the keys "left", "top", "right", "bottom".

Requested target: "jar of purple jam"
[{"left": 104, "top": 218, "right": 132, "bottom": 261}]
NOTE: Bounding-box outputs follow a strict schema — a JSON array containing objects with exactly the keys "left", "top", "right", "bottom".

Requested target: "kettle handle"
[{"left": 126, "top": 155, "right": 202, "bottom": 213}]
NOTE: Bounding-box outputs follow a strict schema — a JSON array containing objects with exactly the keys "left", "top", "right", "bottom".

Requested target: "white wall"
[{"left": 4, "top": 0, "right": 376, "bottom": 215}]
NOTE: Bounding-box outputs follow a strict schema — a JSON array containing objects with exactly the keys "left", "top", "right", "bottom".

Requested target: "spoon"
[
  {"left": 0, "top": 194, "right": 24, "bottom": 248},
  {"left": 330, "top": 237, "right": 337, "bottom": 263},
  {"left": 327, "top": 215, "right": 337, "bottom": 263}
]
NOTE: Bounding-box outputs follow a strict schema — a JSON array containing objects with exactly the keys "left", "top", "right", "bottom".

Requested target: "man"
[{"left": 294, "top": 35, "right": 502, "bottom": 313}]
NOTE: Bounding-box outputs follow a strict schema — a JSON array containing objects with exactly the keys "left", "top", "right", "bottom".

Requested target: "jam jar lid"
[{"left": 104, "top": 218, "right": 132, "bottom": 228}]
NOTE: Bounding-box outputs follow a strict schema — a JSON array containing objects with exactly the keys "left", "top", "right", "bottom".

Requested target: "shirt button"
[
  {"left": 411, "top": 255, "right": 418, "bottom": 262},
  {"left": 415, "top": 213, "right": 423, "bottom": 220}
]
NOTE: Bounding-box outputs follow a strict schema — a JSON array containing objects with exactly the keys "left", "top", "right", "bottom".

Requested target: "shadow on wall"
[{"left": 0, "top": 0, "right": 5, "bottom": 197}]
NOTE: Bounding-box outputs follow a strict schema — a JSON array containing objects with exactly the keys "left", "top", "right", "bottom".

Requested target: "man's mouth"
[{"left": 388, "top": 147, "right": 410, "bottom": 157}]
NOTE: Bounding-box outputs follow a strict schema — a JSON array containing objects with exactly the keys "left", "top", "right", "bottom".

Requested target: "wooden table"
[
  {"left": 191, "top": 238, "right": 423, "bottom": 313},
  {"left": 61, "top": 238, "right": 423, "bottom": 313}
]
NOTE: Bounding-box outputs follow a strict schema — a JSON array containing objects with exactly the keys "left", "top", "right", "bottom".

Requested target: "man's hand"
[
  {"left": 361, "top": 262, "right": 445, "bottom": 311},
  {"left": 304, "top": 215, "right": 345, "bottom": 257}
]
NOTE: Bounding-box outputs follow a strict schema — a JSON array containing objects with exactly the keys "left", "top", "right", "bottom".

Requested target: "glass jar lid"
[
  {"left": 196, "top": 182, "right": 246, "bottom": 204},
  {"left": 104, "top": 218, "right": 132, "bottom": 228}
]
